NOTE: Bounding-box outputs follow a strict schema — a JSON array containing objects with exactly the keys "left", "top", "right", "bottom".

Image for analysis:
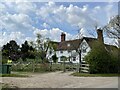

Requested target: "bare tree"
[{"left": 103, "top": 15, "right": 120, "bottom": 47}]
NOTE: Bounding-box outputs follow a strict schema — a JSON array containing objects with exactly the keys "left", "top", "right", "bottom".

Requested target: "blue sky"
[{"left": 0, "top": 1, "right": 118, "bottom": 47}]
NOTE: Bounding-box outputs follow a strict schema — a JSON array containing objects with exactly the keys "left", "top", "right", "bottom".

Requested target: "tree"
[
  {"left": 28, "top": 46, "right": 35, "bottom": 59},
  {"left": 103, "top": 15, "right": 120, "bottom": 73},
  {"left": 33, "top": 33, "right": 56, "bottom": 63},
  {"left": 47, "top": 41, "right": 58, "bottom": 71},
  {"left": 52, "top": 54, "right": 58, "bottom": 63},
  {"left": 34, "top": 34, "right": 47, "bottom": 63},
  {"left": 29, "top": 41, "right": 37, "bottom": 72},
  {"left": 21, "top": 41, "right": 35, "bottom": 61},
  {"left": 84, "top": 41, "right": 118, "bottom": 74},
  {"left": 103, "top": 15, "right": 120, "bottom": 48},
  {"left": 48, "top": 53, "right": 58, "bottom": 71},
  {"left": 21, "top": 41, "right": 29, "bottom": 61},
  {"left": 29, "top": 33, "right": 56, "bottom": 71},
  {"left": 2, "top": 40, "right": 20, "bottom": 61}
]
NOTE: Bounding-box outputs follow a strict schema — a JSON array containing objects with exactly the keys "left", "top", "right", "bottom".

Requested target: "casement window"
[
  {"left": 73, "top": 57, "right": 76, "bottom": 61},
  {"left": 83, "top": 48, "right": 86, "bottom": 53},
  {"left": 67, "top": 43, "right": 70, "bottom": 47},
  {"left": 82, "top": 44, "right": 87, "bottom": 53},
  {"left": 49, "top": 50, "right": 52, "bottom": 54},
  {"left": 68, "top": 50, "right": 71, "bottom": 53},
  {"left": 60, "top": 51, "right": 63, "bottom": 53}
]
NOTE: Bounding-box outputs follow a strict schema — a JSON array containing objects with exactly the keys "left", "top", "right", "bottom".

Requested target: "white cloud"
[
  {"left": 1, "top": 13, "right": 33, "bottom": 33},
  {"left": 36, "top": 2, "right": 102, "bottom": 29},
  {"left": 15, "top": 2, "right": 37, "bottom": 14},
  {"left": 0, "top": 2, "right": 117, "bottom": 47},
  {"left": 33, "top": 28, "right": 73, "bottom": 42},
  {"left": 0, "top": 31, "right": 25, "bottom": 47},
  {"left": 25, "top": 37, "right": 34, "bottom": 42},
  {"left": 105, "top": 4, "right": 114, "bottom": 20},
  {"left": 93, "top": 6, "right": 101, "bottom": 14},
  {"left": 82, "top": 5, "right": 88, "bottom": 12},
  {"left": 94, "top": 6, "right": 101, "bottom": 10},
  {"left": 47, "top": 1, "right": 55, "bottom": 7},
  {"left": 0, "top": 3, "right": 6, "bottom": 13},
  {"left": 42, "top": 23, "right": 50, "bottom": 28}
]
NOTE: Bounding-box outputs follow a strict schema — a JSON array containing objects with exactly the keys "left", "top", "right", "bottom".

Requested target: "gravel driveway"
[{"left": 1, "top": 71, "right": 118, "bottom": 88}]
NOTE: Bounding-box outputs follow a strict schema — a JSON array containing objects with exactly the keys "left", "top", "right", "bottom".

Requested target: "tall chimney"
[
  {"left": 61, "top": 33, "right": 66, "bottom": 42},
  {"left": 97, "top": 29, "right": 104, "bottom": 42}
]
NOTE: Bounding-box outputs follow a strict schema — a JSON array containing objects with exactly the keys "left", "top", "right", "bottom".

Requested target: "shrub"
[
  {"left": 52, "top": 54, "right": 58, "bottom": 63},
  {"left": 84, "top": 41, "right": 118, "bottom": 74}
]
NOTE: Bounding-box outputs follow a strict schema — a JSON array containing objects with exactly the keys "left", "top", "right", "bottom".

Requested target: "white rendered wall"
[{"left": 80, "top": 39, "right": 91, "bottom": 62}]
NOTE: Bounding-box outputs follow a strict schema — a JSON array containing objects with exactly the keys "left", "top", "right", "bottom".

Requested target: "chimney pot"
[
  {"left": 97, "top": 29, "right": 103, "bottom": 42},
  {"left": 61, "top": 33, "right": 66, "bottom": 42}
]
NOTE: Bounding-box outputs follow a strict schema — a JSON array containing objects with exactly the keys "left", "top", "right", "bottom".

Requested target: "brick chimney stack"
[
  {"left": 97, "top": 29, "right": 104, "bottom": 42},
  {"left": 61, "top": 33, "right": 66, "bottom": 42}
]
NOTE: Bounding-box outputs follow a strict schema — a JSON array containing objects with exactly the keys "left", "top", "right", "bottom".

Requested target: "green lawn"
[{"left": 71, "top": 72, "right": 120, "bottom": 77}]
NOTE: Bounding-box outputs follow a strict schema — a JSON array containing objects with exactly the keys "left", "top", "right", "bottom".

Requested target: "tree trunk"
[
  {"left": 32, "top": 59, "right": 35, "bottom": 72},
  {"left": 50, "top": 60, "right": 52, "bottom": 71},
  {"left": 63, "top": 59, "right": 66, "bottom": 72}
]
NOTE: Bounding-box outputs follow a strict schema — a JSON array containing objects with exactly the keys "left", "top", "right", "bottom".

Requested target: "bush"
[
  {"left": 1, "top": 56, "right": 8, "bottom": 64},
  {"left": 84, "top": 41, "right": 118, "bottom": 74},
  {"left": 11, "top": 59, "right": 51, "bottom": 72},
  {"left": 52, "top": 54, "right": 58, "bottom": 63}
]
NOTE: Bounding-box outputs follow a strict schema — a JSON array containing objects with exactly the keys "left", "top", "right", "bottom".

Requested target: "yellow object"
[{"left": 7, "top": 59, "right": 12, "bottom": 64}]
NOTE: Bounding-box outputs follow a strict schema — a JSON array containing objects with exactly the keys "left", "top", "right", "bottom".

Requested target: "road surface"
[{"left": 1, "top": 71, "right": 118, "bottom": 88}]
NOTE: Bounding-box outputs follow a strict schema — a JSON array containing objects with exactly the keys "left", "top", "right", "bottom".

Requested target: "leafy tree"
[
  {"left": 103, "top": 15, "right": 120, "bottom": 73},
  {"left": 84, "top": 41, "right": 118, "bottom": 74},
  {"left": 2, "top": 40, "right": 20, "bottom": 61},
  {"left": 31, "top": 33, "right": 56, "bottom": 63},
  {"left": 21, "top": 41, "right": 29, "bottom": 61},
  {"left": 29, "top": 34, "right": 56, "bottom": 71},
  {"left": 21, "top": 41, "right": 35, "bottom": 61},
  {"left": 52, "top": 54, "right": 58, "bottom": 63}
]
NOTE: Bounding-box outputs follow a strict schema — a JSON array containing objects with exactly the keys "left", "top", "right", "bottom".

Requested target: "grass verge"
[
  {"left": 1, "top": 83, "right": 19, "bottom": 90},
  {"left": 71, "top": 72, "right": 120, "bottom": 77},
  {"left": 0, "top": 74, "right": 29, "bottom": 77}
]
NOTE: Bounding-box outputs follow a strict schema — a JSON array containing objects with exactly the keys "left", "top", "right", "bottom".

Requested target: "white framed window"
[
  {"left": 67, "top": 43, "right": 70, "bottom": 47},
  {"left": 73, "top": 57, "right": 76, "bottom": 61},
  {"left": 82, "top": 45, "right": 87, "bottom": 53},
  {"left": 83, "top": 48, "right": 86, "bottom": 53},
  {"left": 68, "top": 50, "right": 71, "bottom": 53},
  {"left": 60, "top": 50, "right": 63, "bottom": 53}
]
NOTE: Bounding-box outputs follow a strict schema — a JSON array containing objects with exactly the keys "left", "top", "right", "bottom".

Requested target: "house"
[
  {"left": 55, "top": 29, "right": 103, "bottom": 64},
  {"left": 47, "top": 29, "right": 118, "bottom": 64}
]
